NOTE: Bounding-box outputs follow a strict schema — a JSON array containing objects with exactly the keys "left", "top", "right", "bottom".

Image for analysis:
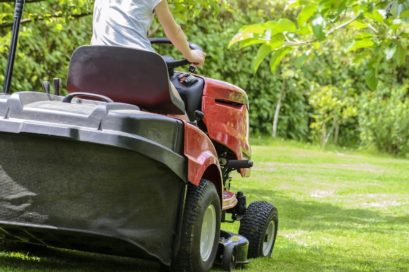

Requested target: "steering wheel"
[{"left": 150, "top": 38, "right": 203, "bottom": 70}]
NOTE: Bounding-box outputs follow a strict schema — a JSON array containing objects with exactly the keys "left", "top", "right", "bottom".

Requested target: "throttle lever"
[{"left": 189, "top": 65, "right": 196, "bottom": 74}]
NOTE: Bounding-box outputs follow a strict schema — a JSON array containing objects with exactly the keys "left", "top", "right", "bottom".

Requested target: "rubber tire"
[
  {"left": 172, "top": 180, "right": 221, "bottom": 272},
  {"left": 238, "top": 201, "right": 278, "bottom": 258}
]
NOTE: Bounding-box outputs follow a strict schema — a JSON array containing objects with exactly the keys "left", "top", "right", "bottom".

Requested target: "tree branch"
[
  {"left": 284, "top": 13, "right": 363, "bottom": 46},
  {"left": 0, "top": 0, "right": 44, "bottom": 2},
  {"left": 0, "top": 0, "right": 45, "bottom": 2},
  {"left": 0, "top": 12, "right": 91, "bottom": 29},
  {"left": 327, "top": 12, "right": 363, "bottom": 35}
]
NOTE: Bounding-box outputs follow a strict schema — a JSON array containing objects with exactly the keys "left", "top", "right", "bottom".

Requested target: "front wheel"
[
  {"left": 239, "top": 201, "right": 278, "bottom": 258},
  {"left": 172, "top": 180, "right": 221, "bottom": 272}
]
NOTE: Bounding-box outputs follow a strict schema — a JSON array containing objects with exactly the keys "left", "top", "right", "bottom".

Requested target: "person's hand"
[{"left": 186, "top": 49, "right": 205, "bottom": 67}]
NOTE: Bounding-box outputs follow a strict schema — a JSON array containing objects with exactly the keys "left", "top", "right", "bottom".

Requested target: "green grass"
[{"left": 1, "top": 140, "right": 409, "bottom": 271}]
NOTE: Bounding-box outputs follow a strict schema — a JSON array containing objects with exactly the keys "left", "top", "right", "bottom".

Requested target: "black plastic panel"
[
  {"left": 0, "top": 133, "right": 185, "bottom": 265},
  {"left": 171, "top": 73, "right": 205, "bottom": 121}
]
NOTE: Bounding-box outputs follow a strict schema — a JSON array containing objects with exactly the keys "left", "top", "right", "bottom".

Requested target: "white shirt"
[{"left": 91, "top": 0, "right": 162, "bottom": 51}]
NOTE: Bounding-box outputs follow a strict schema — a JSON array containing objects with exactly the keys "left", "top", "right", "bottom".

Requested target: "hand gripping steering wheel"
[{"left": 150, "top": 38, "right": 203, "bottom": 70}]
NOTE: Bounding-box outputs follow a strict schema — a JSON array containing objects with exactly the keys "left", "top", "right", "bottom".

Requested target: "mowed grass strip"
[{"left": 1, "top": 140, "right": 408, "bottom": 272}]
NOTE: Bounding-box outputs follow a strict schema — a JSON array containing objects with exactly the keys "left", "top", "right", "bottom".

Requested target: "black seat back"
[{"left": 67, "top": 46, "right": 185, "bottom": 114}]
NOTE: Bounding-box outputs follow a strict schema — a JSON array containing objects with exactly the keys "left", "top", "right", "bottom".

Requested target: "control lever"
[
  {"left": 53, "top": 78, "right": 61, "bottom": 96},
  {"left": 178, "top": 73, "right": 199, "bottom": 87},
  {"left": 189, "top": 65, "right": 196, "bottom": 74},
  {"left": 42, "top": 81, "right": 50, "bottom": 94},
  {"left": 226, "top": 160, "right": 254, "bottom": 170},
  {"left": 194, "top": 110, "right": 204, "bottom": 122}
]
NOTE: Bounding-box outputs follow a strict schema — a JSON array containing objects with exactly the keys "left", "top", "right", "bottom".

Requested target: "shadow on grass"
[
  {"left": 1, "top": 187, "right": 408, "bottom": 272},
  {"left": 270, "top": 237, "right": 409, "bottom": 272},
  {"left": 0, "top": 242, "right": 159, "bottom": 272},
  {"left": 242, "top": 187, "right": 409, "bottom": 233}
]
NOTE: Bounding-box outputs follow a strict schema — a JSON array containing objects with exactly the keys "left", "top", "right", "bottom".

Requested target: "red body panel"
[
  {"left": 183, "top": 122, "right": 222, "bottom": 190},
  {"left": 202, "top": 78, "right": 251, "bottom": 177}
]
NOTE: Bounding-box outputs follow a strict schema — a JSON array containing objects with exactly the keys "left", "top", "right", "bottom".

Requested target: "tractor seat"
[
  {"left": 171, "top": 73, "right": 205, "bottom": 121},
  {"left": 67, "top": 46, "right": 186, "bottom": 115}
]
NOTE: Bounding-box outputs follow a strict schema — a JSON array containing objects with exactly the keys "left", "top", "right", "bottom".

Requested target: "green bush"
[{"left": 360, "top": 84, "right": 409, "bottom": 156}]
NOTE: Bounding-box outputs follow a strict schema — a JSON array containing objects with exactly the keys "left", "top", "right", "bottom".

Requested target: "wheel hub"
[
  {"left": 200, "top": 204, "right": 216, "bottom": 262},
  {"left": 263, "top": 220, "right": 275, "bottom": 256}
]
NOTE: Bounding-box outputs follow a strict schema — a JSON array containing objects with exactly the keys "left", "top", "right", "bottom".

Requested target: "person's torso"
[{"left": 91, "top": 0, "right": 161, "bottom": 51}]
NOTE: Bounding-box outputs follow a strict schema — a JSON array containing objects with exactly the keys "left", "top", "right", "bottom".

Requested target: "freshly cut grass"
[{"left": 1, "top": 140, "right": 408, "bottom": 271}]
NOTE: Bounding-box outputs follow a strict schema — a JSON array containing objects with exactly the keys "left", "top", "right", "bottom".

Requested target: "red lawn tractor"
[{"left": 0, "top": 1, "right": 278, "bottom": 271}]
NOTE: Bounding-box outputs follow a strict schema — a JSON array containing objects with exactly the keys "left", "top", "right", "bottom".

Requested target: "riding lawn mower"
[{"left": 0, "top": 1, "right": 278, "bottom": 271}]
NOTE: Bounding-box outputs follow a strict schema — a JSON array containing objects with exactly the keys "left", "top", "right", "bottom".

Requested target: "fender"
[{"left": 183, "top": 122, "right": 223, "bottom": 197}]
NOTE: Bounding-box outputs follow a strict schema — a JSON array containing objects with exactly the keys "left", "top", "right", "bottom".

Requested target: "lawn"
[{"left": 1, "top": 140, "right": 408, "bottom": 271}]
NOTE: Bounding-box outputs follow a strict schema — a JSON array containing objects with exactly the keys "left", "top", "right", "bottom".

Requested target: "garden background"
[
  {"left": 0, "top": 0, "right": 408, "bottom": 271},
  {"left": 0, "top": 0, "right": 408, "bottom": 156}
]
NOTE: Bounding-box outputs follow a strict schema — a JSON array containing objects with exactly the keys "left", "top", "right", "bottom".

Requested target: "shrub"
[{"left": 359, "top": 84, "right": 409, "bottom": 156}]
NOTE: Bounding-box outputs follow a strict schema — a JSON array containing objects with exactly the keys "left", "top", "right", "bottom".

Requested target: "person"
[{"left": 91, "top": 0, "right": 205, "bottom": 67}]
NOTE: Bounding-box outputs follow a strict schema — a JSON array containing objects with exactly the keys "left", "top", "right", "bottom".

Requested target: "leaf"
[
  {"left": 286, "top": 0, "right": 300, "bottom": 9},
  {"left": 365, "top": 10, "right": 384, "bottom": 23},
  {"left": 297, "top": 4, "right": 317, "bottom": 26},
  {"left": 266, "top": 19, "right": 297, "bottom": 37},
  {"left": 349, "top": 39, "right": 374, "bottom": 51},
  {"left": 348, "top": 20, "right": 368, "bottom": 30},
  {"left": 229, "top": 32, "right": 252, "bottom": 48},
  {"left": 354, "top": 32, "right": 374, "bottom": 39},
  {"left": 354, "top": 50, "right": 371, "bottom": 63},
  {"left": 270, "top": 48, "right": 291, "bottom": 73},
  {"left": 400, "top": 9, "right": 409, "bottom": 18},
  {"left": 311, "top": 15, "right": 326, "bottom": 41},
  {"left": 229, "top": 23, "right": 266, "bottom": 47},
  {"left": 298, "top": 25, "right": 312, "bottom": 35},
  {"left": 241, "top": 24, "right": 267, "bottom": 34},
  {"left": 276, "top": 19, "right": 297, "bottom": 32},
  {"left": 252, "top": 44, "right": 272, "bottom": 72},
  {"left": 239, "top": 38, "right": 265, "bottom": 49},
  {"left": 269, "top": 34, "right": 285, "bottom": 49},
  {"left": 365, "top": 69, "right": 378, "bottom": 90},
  {"left": 395, "top": 44, "right": 406, "bottom": 66},
  {"left": 312, "top": 42, "right": 321, "bottom": 49}
]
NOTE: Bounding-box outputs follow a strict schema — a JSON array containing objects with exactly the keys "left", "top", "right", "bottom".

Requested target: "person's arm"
[{"left": 155, "top": 0, "right": 205, "bottom": 67}]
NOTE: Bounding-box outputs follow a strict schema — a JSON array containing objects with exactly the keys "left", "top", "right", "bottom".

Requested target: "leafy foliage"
[
  {"left": 360, "top": 84, "right": 409, "bottom": 156},
  {"left": 230, "top": 0, "right": 409, "bottom": 90},
  {"left": 229, "top": 0, "right": 409, "bottom": 155},
  {"left": 0, "top": 1, "right": 93, "bottom": 91},
  {"left": 0, "top": 0, "right": 407, "bottom": 155}
]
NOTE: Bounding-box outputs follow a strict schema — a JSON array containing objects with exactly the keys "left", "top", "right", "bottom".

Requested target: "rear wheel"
[
  {"left": 239, "top": 201, "right": 278, "bottom": 258},
  {"left": 172, "top": 180, "right": 221, "bottom": 272}
]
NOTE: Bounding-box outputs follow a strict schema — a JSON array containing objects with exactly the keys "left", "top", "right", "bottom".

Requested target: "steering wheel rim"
[{"left": 150, "top": 38, "right": 203, "bottom": 69}]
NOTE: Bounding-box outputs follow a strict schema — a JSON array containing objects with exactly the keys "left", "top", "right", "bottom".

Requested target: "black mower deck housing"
[{"left": 0, "top": 92, "right": 187, "bottom": 265}]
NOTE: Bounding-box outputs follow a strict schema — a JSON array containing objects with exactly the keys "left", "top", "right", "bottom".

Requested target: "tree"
[
  {"left": 229, "top": 0, "right": 408, "bottom": 90},
  {"left": 228, "top": 0, "right": 408, "bottom": 145}
]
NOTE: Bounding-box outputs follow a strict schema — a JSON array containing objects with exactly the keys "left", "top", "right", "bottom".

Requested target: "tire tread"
[
  {"left": 172, "top": 180, "right": 220, "bottom": 272},
  {"left": 238, "top": 201, "right": 278, "bottom": 258}
]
